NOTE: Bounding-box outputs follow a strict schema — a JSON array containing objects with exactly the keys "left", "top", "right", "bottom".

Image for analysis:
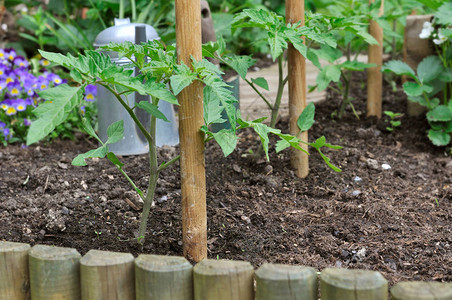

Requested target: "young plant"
[
  {"left": 382, "top": 2, "right": 452, "bottom": 147},
  {"left": 384, "top": 110, "right": 403, "bottom": 132},
  {"left": 27, "top": 41, "right": 341, "bottom": 245}
]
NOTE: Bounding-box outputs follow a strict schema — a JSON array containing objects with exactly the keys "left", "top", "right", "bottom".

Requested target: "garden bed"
[{"left": 0, "top": 73, "right": 451, "bottom": 286}]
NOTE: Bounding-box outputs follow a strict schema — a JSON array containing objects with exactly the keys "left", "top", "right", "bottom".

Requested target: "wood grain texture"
[
  {"left": 320, "top": 268, "right": 388, "bottom": 300},
  {"left": 80, "top": 249, "right": 135, "bottom": 300},
  {"left": 29, "top": 245, "right": 81, "bottom": 300},
  {"left": 286, "top": 0, "right": 309, "bottom": 178},
  {"left": 193, "top": 259, "right": 254, "bottom": 300},
  {"left": 255, "top": 263, "right": 318, "bottom": 300},
  {"left": 175, "top": 0, "right": 207, "bottom": 262},
  {"left": 0, "top": 241, "right": 30, "bottom": 300},
  {"left": 367, "top": 0, "right": 384, "bottom": 118},
  {"left": 391, "top": 281, "right": 452, "bottom": 300},
  {"left": 135, "top": 254, "right": 193, "bottom": 300}
]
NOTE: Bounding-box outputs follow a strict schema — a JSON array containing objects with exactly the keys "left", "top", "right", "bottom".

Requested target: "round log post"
[
  {"left": 175, "top": 0, "right": 207, "bottom": 262},
  {"left": 367, "top": 0, "right": 384, "bottom": 118},
  {"left": 391, "top": 281, "right": 452, "bottom": 300},
  {"left": 193, "top": 259, "right": 254, "bottom": 300},
  {"left": 80, "top": 249, "right": 135, "bottom": 300},
  {"left": 255, "top": 263, "right": 318, "bottom": 300},
  {"left": 29, "top": 244, "right": 81, "bottom": 300},
  {"left": 135, "top": 254, "right": 193, "bottom": 300},
  {"left": 286, "top": 0, "right": 309, "bottom": 178},
  {"left": 320, "top": 268, "right": 388, "bottom": 300},
  {"left": 0, "top": 241, "right": 30, "bottom": 300}
]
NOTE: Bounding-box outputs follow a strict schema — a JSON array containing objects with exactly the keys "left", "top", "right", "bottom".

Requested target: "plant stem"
[
  {"left": 99, "top": 83, "right": 154, "bottom": 144},
  {"left": 119, "top": 0, "right": 125, "bottom": 19},
  {"left": 131, "top": 0, "right": 136, "bottom": 22},
  {"left": 158, "top": 155, "right": 180, "bottom": 172},
  {"left": 338, "top": 70, "right": 351, "bottom": 118},
  {"left": 244, "top": 78, "right": 273, "bottom": 110},
  {"left": 270, "top": 55, "right": 285, "bottom": 128},
  {"left": 138, "top": 107, "right": 158, "bottom": 245}
]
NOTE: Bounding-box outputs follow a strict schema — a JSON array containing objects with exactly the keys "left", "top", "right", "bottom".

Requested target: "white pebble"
[
  {"left": 381, "top": 164, "right": 391, "bottom": 170},
  {"left": 353, "top": 176, "right": 362, "bottom": 182}
]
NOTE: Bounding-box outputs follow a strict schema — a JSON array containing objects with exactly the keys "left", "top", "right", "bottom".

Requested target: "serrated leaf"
[
  {"left": 144, "top": 81, "right": 178, "bottom": 105},
  {"left": 435, "top": 2, "right": 452, "bottom": 25},
  {"left": 252, "top": 123, "right": 282, "bottom": 160},
  {"left": 72, "top": 146, "right": 108, "bottom": 166},
  {"left": 297, "top": 102, "right": 315, "bottom": 131},
  {"left": 82, "top": 118, "right": 103, "bottom": 144},
  {"left": 403, "top": 81, "right": 432, "bottom": 97},
  {"left": 251, "top": 77, "right": 269, "bottom": 90},
  {"left": 204, "top": 86, "right": 226, "bottom": 125},
  {"left": 268, "top": 31, "right": 287, "bottom": 60},
  {"left": 27, "top": 84, "right": 83, "bottom": 145},
  {"left": 427, "top": 105, "right": 452, "bottom": 122},
  {"left": 438, "top": 69, "right": 452, "bottom": 83},
  {"left": 382, "top": 60, "right": 416, "bottom": 79},
  {"left": 316, "top": 65, "right": 341, "bottom": 91},
  {"left": 106, "top": 120, "right": 124, "bottom": 145},
  {"left": 417, "top": 56, "right": 443, "bottom": 83},
  {"left": 107, "top": 152, "right": 124, "bottom": 167},
  {"left": 312, "top": 45, "right": 342, "bottom": 64},
  {"left": 223, "top": 55, "right": 256, "bottom": 80},
  {"left": 428, "top": 129, "right": 451, "bottom": 146},
  {"left": 211, "top": 129, "right": 238, "bottom": 157},
  {"left": 136, "top": 101, "right": 169, "bottom": 122}
]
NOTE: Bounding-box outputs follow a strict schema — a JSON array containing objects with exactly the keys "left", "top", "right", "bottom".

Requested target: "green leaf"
[
  {"left": 144, "top": 81, "right": 178, "bottom": 105},
  {"left": 251, "top": 77, "right": 269, "bottom": 90},
  {"left": 136, "top": 101, "right": 169, "bottom": 122},
  {"left": 316, "top": 65, "right": 341, "bottom": 91},
  {"left": 27, "top": 84, "right": 84, "bottom": 145},
  {"left": 268, "top": 31, "right": 287, "bottom": 60},
  {"left": 82, "top": 118, "right": 103, "bottom": 144},
  {"left": 223, "top": 55, "right": 256, "bottom": 80},
  {"left": 341, "top": 61, "right": 376, "bottom": 71},
  {"left": 435, "top": 2, "right": 452, "bottom": 25},
  {"left": 402, "top": 81, "right": 432, "bottom": 97},
  {"left": 438, "top": 69, "right": 452, "bottom": 83},
  {"left": 428, "top": 129, "right": 451, "bottom": 146},
  {"left": 72, "top": 146, "right": 108, "bottom": 166},
  {"left": 297, "top": 102, "right": 315, "bottom": 131},
  {"left": 382, "top": 60, "right": 416, "bottom": 80},
  {"left": 427, "top": 105, "right": 452, "bottom": 122},
  {"left": 106, "top": 120, "right": 124, "bottom": 145},
  {"left": 211, "top": 129, "right": 238, "bottom": 157},
  {"left": 252, "top": 123, "right": 282, "bottom": 161},
  {"left": 107, "top": 152, "right": 124, "bottom": 167},
  {"left": 204, "top": 86, "right": 226, "bottom": 125},
  {"left": 417, "top": 56, "right": 443, "bottom": 84},
  {"left": 312, "top": 45, "right": 342, "bottom": 64}
]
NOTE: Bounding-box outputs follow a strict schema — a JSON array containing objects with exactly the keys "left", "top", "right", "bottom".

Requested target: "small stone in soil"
[{"left": 352, "top": 190, "right": 361, "bottom": 197}]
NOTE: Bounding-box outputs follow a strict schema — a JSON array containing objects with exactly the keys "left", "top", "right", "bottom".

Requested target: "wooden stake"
[
  {"left": 175, "top": 0, "right": 207, "bottom": 262},
  {"left": 286, "top": 0, "right": 309, "bottom": 178},
  {"left": 391, "top": 281, "right": 452, "bottom": 300},
  {"left": 0, "top": 241, "right": 30, "bottom": 300},
  {"left": 367, "top": 0, "right": 384, "bottom": 118},
  {"left": 80, "top": 250, "right": 135, "bottom": 300}
]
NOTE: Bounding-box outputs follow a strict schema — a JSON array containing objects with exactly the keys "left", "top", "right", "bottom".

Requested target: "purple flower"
[
  {"left": 0, "top": 49, "right": 5, "bottom": 61},
  {"left": 46, "top": 73, "right": 63, "bottom": 85},
  {"left": 13, "top": 98, "right": 27, "bottom": 111},
  {"left": 40, "top": 59, "right": 50, "bottom": 67},
  {"left": 13, "top": 56, "right": 29, "bottom": 68},
  {"left": 23, "top": 118, "right": 31, "bottom": 126},
  {"left": 5, "top": 49, "right": 16, "bottom": 61},
  {"left": 36, "top": 75, "right": 49, "bottom": 90},
  {"left": 2, "top": 127, "right": 11, "bottom": 140},
  {"left": 7, "top": 81, "right": 21, "bottom": 97},
  {"left": 80, "top": 105, "right": 86, "bottom": 115},
  {"left": 84, "top": 84, "right": 97, "bottom": 102},
  {"left": 5, "top": 105, "right": 17, "bottom": 116},
  {"left": 4, "top": 71, "right": 16, "bottom": 84},
  {"left": 0, "top": 121, "right": 5, "bottom": 128},
  {"left": 0, "top": 64, "right": 8, "bottom": 77}
]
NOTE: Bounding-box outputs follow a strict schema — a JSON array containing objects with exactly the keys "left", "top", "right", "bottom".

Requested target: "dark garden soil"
[{"left": 1, "top": 72, "right": 451, "bottom": 286}]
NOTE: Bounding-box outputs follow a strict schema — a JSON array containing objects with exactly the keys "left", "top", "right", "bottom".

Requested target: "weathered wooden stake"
[
  {"left": 286, "top": 0, "right": 309, "bottom": 178},
  {"left": 29, "top": 245, "right": 81, "bottom": 300},
  {"left": 367, "top": 0, "right": 384, "bottom": 118},
  {"left": 80, "top": 250, "right": 135, "bottom": 300},
  {"left": 175, "top": 0, "right": 207, "bottom": 262},
  {"left": 391, "top": 281, "right": 452, "bottom": 300},
  {"left": 255, "top": 263, "right": 318, "bottom": 300},
  {"left": 320, "top": 268, "right": 388, "bottom": 300},
  {"left": 193, "top": 259, "right": 254, "bottom": 300},
  {"left": 0, "top": 241, "right": 30, "bottom": 300},
  {"left": 135, "top": 254, "right": 193, "bottom": 300}
]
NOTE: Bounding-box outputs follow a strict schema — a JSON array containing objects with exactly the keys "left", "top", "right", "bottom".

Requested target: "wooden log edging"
[{"left": 1, "top": 241, "right": 452, "bottom": 299}]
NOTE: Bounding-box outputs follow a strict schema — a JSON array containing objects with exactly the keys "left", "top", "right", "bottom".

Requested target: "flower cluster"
[
  {"left": 0, "top": 48, "right": 97, "bottom": 145},
  {"left": 419, "top": 21, "right": 448, "bottom": 45}
]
